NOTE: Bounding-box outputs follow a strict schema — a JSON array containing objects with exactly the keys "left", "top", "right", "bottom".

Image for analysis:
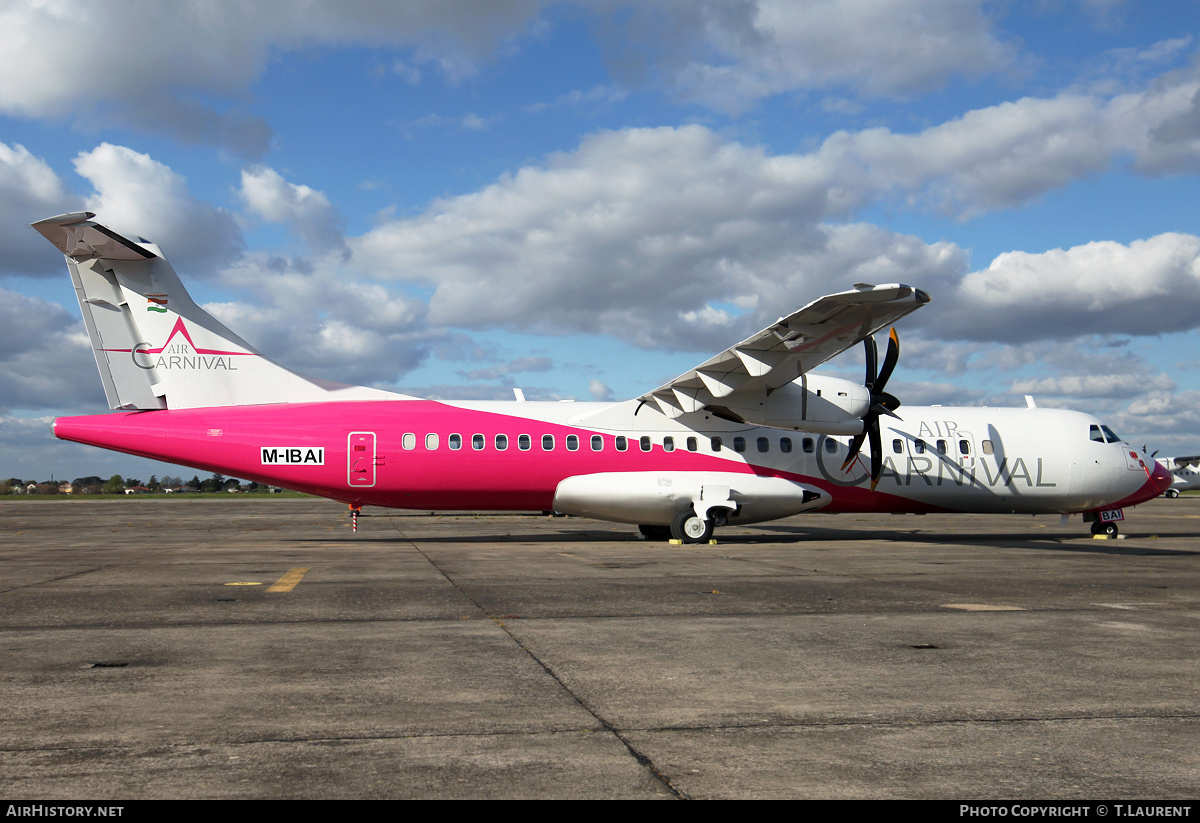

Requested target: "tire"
[
  {"left": 670, "top": 508, "right": 713, "bottom": 543},
  {"left": 1166, "top": 489, "right": 1180, "bottom": 499},
  {"left": 638, "top": 524, "right": 671, "bottom": 540},
  {"left": 1091, "top": 520, "right": 1118, "bottom": 536}
]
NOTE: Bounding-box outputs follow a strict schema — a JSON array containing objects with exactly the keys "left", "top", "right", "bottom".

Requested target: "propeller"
[{"left": 842, "top": 327, "right": 903, "bottom": 490}]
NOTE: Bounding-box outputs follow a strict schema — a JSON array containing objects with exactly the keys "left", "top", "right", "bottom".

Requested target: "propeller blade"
[
  {"left": 842, "top": 430, "right": 867, "bottom": 472},
  {"left": 864, "top": 334, "right": 878, "bottom": 390},
  {"left": 868, "top": 418, "right": 883, "bottom": 491},
  {"left": 874, "top": 327, "right": 900, "bottom": 392}
]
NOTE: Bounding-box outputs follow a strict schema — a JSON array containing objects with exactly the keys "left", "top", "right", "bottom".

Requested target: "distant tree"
[
  {"left": 200, "top": 473, "right": 225, "bottom": 493},
  {"left": 104, "top": 474, "right": 124, "bottom": 494},
  {"left": 148, "top": 475, "right": 162, "bottom": 492},
  {"left": 124, "top": 477, "right": 142, "bottom": 488},
  {"left": 160, "top": 475, "right": 182, "bottom": 489},
  {"left": 186, "top": 475, "right": 201, "bottom": 490}
]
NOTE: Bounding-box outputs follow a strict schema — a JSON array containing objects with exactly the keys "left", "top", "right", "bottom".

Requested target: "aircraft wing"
[
  {"left": 639, "top": 283, "right": 929, "bottom": 418},
  {"left": 1171, "top": 455, "right": 1200, "bottom": 468}
]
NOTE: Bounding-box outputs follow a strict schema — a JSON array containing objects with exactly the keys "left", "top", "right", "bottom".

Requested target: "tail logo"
[
  {"left": 146, "top": 294, "right": 168, "bottom": 313},
  {"left": 111, "top": 318, "right": 256, "bottom": 371}
]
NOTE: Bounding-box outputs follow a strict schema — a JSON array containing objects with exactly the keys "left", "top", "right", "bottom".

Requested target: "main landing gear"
[
  {"left": 638, "top": 507, "right": 730, "bottom": 543},
  {"left": 671, "top": 508, "right": 714, "bottom": 543},
  {"left": 1090, "top": 520, "right": 1119, "bottom": 537}
]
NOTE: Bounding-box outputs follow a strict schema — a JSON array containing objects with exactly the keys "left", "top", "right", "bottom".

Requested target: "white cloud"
[
  {"left": 209, "top": 252, "right": 432, "bottom": 385},
  {"left": 1010, "top": 373, "right": 1176, "bottom": 399},
  {"left": 0, "top": 289, "right": 103, "bottom": 413},
  {"left": 74, "top": 144, "right": 242, "bottom": 273},
  {"left": 588, "top": 378, "right": 614, "bottom": 401},
  {"left": 240, "top": 167, "right": 347, "bottom": 256},
  {"left": 930, "top": 233, "right": 1200, "bottom": 342},
  {"left": 660, "top": 0, "right": 1018, "bottom": 111},
  {"left": 0, "top": 0, "right": 544, "bottom": 154},
  {"left": 0, "top": 143, "right": 77, "bottom": 276}
]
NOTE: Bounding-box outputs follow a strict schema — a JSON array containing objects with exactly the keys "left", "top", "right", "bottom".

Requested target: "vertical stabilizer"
[{"left": 34, "top": 213, "right": 406, "bottom": 409}]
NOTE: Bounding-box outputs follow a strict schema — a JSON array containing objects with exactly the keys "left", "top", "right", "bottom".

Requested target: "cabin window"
[
  {"left": 615, "top": 436, "right": 627, "bottom": 451},
  {"left": 663, "top": 437, "right": 675, "bottom": 452},
  {"left": 472, "top": 434, "right": 485, "bottom": 450},
  {"left": 733, "top": 437, "right": 746, "bottom": 453},
  {"left": 640, "top": 436, "right": 652, "bottom": 452},
  {"left": 959, "top": 439, "right": 970, "bottom": 455},
  {"left": 591, "top": 435, "right": 603, "bottom": 451},
  {"left": 687, "top": 437, "right": 698, "bottom": 452},
  {"left": 914, "top": 439, "right": 926, "bottom": 454},
  {"left": 982, "top": 440, "right": 994, "bottom": 455},
  {"left": 937, "top": 439, "right": 947, "bottom": 454},
  {"left": 757, "top": 437, "right": 769, "bottom": 453},
  {"left": 780, "top": 438, "right": 792, "bottom": 453},
  {"left": 495, "top": 434, "right": 508, "bottom": 451},
  {"left": 825, "top": 438, "right": 837, "bottom": 454},
  {"left": 425, "top": 433, "right": 439, "bottom": 450},
  {"left": 518, "top": 434, "right": 531, "bottom": 451},
  {"left": 893, "top": 439, "right": 903, "bottom": 454},
  {"left": 802, "top": 438, "right": 814, "bottom": 454},
  {"left": 402, "top": 433, "right": 416, "bottom": 450},
  {"left": 542, "top": 434, "right": 555, "bottom": 451},
  {"left": 711, "top": 437, "right": 723, "bottom": 451},
  {"left": 449, "top": 433, "right": 462, "bottom": 450},
  {"left": 566, "top": 434, "right": 579, "bottom": 451}
]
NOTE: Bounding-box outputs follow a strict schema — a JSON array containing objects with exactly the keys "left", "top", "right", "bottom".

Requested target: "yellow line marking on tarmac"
[
  {"left": 267, "top": 567, "right": 310, "bottom": 592},
  {"left": 224, "top": 582, "right": 262, "bottom": 586},
  {"left": 942, "top": 603, "right": 1026, "bottom": 611}
]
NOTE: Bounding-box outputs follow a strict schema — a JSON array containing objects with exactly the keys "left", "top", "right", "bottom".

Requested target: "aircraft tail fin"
[{"left": 34, "top": 212, "right": 402, "bottom": 410}]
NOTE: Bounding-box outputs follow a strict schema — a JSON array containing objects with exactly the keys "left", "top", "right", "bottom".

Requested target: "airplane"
[
  {"left": 1153, "top": 455, "right": 1200, "bottom": 498},
  {"left": 34, "top": 212, "right": 1171, "bottom": 541}
]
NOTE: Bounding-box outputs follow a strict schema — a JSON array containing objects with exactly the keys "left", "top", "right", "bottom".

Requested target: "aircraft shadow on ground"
[{"left": 295, "top": 521, "right": 1200, "bottom": 556}]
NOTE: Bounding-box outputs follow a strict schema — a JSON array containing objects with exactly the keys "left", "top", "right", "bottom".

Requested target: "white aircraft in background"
[
  {"left": 34, "top": 212, "right": 1170, "bottom": 541},
  {"left": 1153, "top": 455, "right": 1200, "bottom": 498}
]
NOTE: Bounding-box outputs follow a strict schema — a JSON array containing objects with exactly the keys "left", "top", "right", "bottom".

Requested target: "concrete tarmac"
[{"left": 1, "top": 497, "right": 1198, "bottom": 799}]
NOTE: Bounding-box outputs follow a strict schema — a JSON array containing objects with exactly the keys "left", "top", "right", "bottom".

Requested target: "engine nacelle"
[
  {"left": 553, "top": 471, "right": 830, "bottom": 526},
  {"left": 706, "top": 374, "right": 869, "bottom": 435}
]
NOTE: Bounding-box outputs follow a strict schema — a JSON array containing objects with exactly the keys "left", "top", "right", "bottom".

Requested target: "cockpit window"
[
  {"left": 1090, "top": 425, "right": 1105, "bottom": 443},
  {"left": 1100, "top": 425, "right": 1121, "bottom": 444}
]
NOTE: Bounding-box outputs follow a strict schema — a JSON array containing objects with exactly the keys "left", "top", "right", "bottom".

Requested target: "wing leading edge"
[{"left": 639, "top": 283, "right": 930, "bottom": 419}]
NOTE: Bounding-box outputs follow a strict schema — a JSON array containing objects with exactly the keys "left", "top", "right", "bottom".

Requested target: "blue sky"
[{"left": 2, "top": 0, "right": 1200, "bottom": 482}]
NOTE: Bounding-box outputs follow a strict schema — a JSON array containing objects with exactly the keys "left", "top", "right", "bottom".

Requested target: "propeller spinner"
[{"left": 842, "top": 328, "right": 902, "bottom": 490}]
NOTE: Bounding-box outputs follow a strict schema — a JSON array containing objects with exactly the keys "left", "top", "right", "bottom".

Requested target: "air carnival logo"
[{"left": 105, "top": 318, "right": 256, "bottom": 371}]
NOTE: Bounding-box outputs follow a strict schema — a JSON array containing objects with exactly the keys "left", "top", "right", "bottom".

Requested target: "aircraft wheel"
[
  {"left": 671, "top": 508, "right": 713, "bottom": 543},
  {"left": 638, "top": 524, "right": 671, "bottom": 540},
  {"left": 1091, "top": 520, "right": 1118, "bottom": 536},
  {"left": 1166, "top": 489, "right": 1180, "bottom": 499}
]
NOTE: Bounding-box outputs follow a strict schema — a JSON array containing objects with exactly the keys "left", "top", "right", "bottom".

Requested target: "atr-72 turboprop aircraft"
[{"left": 35, "top": 212, "right": 1170, "bottom": 541}]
